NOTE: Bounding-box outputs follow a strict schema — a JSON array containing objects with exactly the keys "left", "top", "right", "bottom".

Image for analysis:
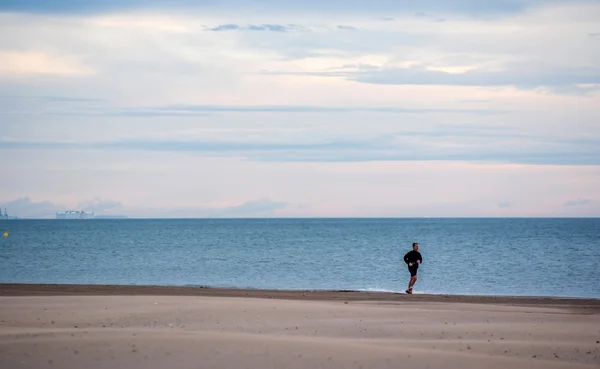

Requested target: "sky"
[{"left": 0, "top": 0, "right": 599, "bottom": 218}]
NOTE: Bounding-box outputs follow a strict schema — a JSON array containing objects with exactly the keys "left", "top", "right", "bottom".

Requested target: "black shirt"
[{"left": 404, "top": 250, "right": 422, "bottom": 267}]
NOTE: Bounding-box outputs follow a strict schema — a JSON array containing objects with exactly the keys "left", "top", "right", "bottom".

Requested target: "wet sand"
[{"left": 1, "top": 284, "right": 599, "bottom": 368}]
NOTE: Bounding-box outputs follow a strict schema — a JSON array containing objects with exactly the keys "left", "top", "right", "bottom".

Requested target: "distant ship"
[
  {"left": 56, "top": 210, "right": 95, "bottom": 219},
  {"left": 1, "top": 208, "right": 18, "bottom": 220}
]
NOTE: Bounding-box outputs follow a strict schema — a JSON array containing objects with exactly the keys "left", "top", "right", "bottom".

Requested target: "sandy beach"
[{"left": 1, "top": 284, "right": 599, "bottom": 369}]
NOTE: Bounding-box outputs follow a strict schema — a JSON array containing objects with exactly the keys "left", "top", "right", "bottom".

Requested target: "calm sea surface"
[{"left": 1, "top": 218, "right": 598, "bottom": 298}]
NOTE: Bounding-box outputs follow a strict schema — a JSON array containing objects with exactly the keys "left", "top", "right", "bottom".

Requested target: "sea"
[{"left": 0, "top": 218, "right": 599, "bottom": 299}]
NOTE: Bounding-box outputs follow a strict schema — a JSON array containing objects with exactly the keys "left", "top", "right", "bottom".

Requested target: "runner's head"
[{"left": 412, "top": 242, "right": 419, "bottom": 251}]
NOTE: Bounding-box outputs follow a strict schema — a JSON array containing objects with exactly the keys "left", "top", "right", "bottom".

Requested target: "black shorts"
[{"left": 408, "top": 265, "right": 418, "bottom": 277}]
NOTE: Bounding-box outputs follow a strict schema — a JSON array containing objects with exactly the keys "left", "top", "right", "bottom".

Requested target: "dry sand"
[{"left": 1, "top": 284, "right": 599, "bottom": 369}]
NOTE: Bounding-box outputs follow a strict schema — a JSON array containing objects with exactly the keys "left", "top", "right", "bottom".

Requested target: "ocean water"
[{"left": 0, "top": 218, "right": 599, "bottom": 299}]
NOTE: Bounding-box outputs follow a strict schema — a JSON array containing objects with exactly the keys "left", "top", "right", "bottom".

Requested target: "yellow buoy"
[{"left": 2, "top": 232, "right": 7, "bottom": 238}]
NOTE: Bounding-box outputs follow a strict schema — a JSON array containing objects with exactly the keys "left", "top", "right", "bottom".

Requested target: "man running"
[{"left": 403, "top": 242, "right": 422, "bottom": 294}]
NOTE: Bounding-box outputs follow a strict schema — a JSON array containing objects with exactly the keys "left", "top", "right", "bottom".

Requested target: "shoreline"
[{"left": 1, "top": 283, "right": 599, "bottom": 308}]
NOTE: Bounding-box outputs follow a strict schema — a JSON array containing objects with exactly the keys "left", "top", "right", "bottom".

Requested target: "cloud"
[
  {"left": 208, "top": 24, "right": 240, "bottom": 31},
  {"left": 1, "top": 101, "right": 504, "bottom": 117},
  {"left": 2, "top": 131, "right": 599, "bottom": 166},
  {"left": 208, "top": 24, "right": 304, "bottom": 32},
  {"left": 354, "top": 64, "right": 600, "bottom": 90},
  {"left": 563, "top": 199, "right": 593, "bottom": 207},
  {"left": 264, "top": 64, "right": 600, "bottom": 91},
  {"left": 170, "top": 104, "right": 501, "bottom": 114},
  {"left": 0, "top": 197, "right": 64, "bottom": 218},
  {"left": 116, "top": 104, "right": 504, "bottom": 115},
  {"left": 0, "top": 0, "right": 546, "bottom": 16},
  {"left": 0, "top": 196, "right": 288, "bottom": 218},
  {"left": 0, "top": 50, "right": 94, "bottom": 77},
  {"left": 337, "top": 25, "right": 358, "bottom": 31},
  {"left": 0, "top": 196, "right": 123, "bottom": 218},
  {"left": 498, "top": 201, "right": 512, "bottom": 208},
  {"left": 77, "top": 197, "right": 122, "bottom": 213}
]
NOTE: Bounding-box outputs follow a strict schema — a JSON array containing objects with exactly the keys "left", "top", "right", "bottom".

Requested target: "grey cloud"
[
  {"left": 250, "top": 151, "right": 600, "bottom": 165},
  {"left": 337, "top": 25, "right": 358, "bottom": 31},
  {"left": 356, "top": 65, "right": 600, "bottom": 89},
  {"left": 208, "top": 24, "right": 240, "bottom": 31},
  {"left": 563, "top": 199, "right": 593, "bottom": 207},
  {"left": 589, "top": 33, "right": 600, "bottom": 37},
  {"left": 498, "top": 201, "right": 512, "bottom": 208},
  {"left": 26, "top": 104, "right": 503, "bottom": 117},
  {"left": 0, "top": 197, "right": 64, "bottom": 218},
  {"left": 77, "top": 197, "right": 123, "bottom": 213},
  {"left": 0, "top": 197, "right": 287, "bottom": 218},
  {"left": 2, "top": 131, "right": 599, "bottom": 166},
  {"left": 129, "top": 104, "right": 505, "bottom": 115},
  {"left": 208, "top": 24, "right": 305, "bottom": 32},
  {"left": 267, "top": 64, "right": 600, "bottom": 91}
]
